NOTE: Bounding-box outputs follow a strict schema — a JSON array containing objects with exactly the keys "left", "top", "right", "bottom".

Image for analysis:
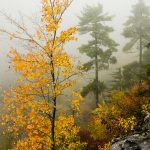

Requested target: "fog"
[
  {"left": 0, "top": 0, "right": 150, "bottom": 87},
  {"left": 0, "top": 1, "right": 150, "bottom": 149}
]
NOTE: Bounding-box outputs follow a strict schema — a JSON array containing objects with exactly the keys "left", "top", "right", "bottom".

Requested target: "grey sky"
[{"left": 0, "top": 0, "right": 149, "bottom": 87}]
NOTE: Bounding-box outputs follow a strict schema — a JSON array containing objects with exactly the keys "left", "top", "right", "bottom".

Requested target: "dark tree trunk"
[
  {"left": 51, "top": 30, "right": 57, "bottom": 150},
  {"left": 95, "top": 54, "right": 99, "bottom": 107},
  {"left": 139, "top": 34, "right": 143, "bottom": 83},
  {"left": 94, "top": 23, "right": 99, "bottom": 107},
  {"left": 51, "top": 97, "right": 56, "bottom": 150},
  {"left": 139, "top": 6, "right": 143, "bottom": 83}
]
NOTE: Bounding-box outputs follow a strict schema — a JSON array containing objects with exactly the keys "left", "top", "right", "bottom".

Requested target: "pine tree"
[
  {"left": 123, "top": 0, "right": 150, "bottom": 81},
  {"left": 111, "top": 62, "right": 141, "bottom": 90},
  {"left": 111, "top": 60, "right": 149, "bottom": 91},
  {"left": 81, "top": 79, "right": 106, "bottom": 98},
  {"left": 78, "top": 4, "right": 118, "bottom": 106}
]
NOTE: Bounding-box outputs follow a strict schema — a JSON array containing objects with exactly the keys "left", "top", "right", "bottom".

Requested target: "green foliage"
[
  {"left": 143, "top": 44, "right": 150, "bottom": 87},
  {"left": 123, "top": 0, "right": 150, "bottom": 52},
  {"left": 111, "top": 62, "right": 141, "bottom": 90},
  {"left": 110, "top": 68, "right": 125, "bottom": 91},
  {"left": 143, "top": 48, "right": 150, "bottom": 64},
  {"left": 111, "top": 46, "right": 150, "bottom": 91},
  {"left": 145, "top": 64, "right": 150, "bottom": 77},
  {"left": 78, "top": 4, "right": 112, "bottom": 34},
  {"left": 145, "top": 42, "right": 150, "bottom": 48},
  {"left": 78, "top": 3, "right": 118, "bottom": 104},
  {"left": 123, "top": 62, "right": 142, "bottom": 86},
  {"left": 122, "top": 0, "right": 150, "bottom": 83},
  {"left": 81, "top": 80, "right": 106, "bottom": 97},
  {"left": 78, "top": 4, "right": 118, "bottom": 69}
]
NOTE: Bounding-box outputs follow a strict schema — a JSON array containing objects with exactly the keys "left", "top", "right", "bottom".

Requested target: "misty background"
[{"left": 0, "top": 0, "right": 150, "bottom": 89}]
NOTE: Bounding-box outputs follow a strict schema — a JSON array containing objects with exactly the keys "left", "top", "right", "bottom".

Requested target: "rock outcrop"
[{"left": 110, "top": 113, "right": 150, "bottom": 150}]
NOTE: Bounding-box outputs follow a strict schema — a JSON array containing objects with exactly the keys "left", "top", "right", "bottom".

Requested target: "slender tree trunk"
[
  {"left": 94, "top": 23, "right": 99, "bottom": 107},
  {"left": 139, "top": 7, "right": 143, "bottom": 83},
  {"left": 139, "top": 34, "right": 143, "bottom": 83},
  {"left": 50, "top": 55, "right": 56, "bottom": 150},
  {"left": 95, "top": 54, "right": 99, "bottom": 107},
  {"left": 51, "top": 97, "right": 56, "bottom": 150},
  {"left": 51, "top": 30, "right": 57, "bottom": 150},
  {"left": 51, "top": 69, "right": 57, "bottom": 150}
]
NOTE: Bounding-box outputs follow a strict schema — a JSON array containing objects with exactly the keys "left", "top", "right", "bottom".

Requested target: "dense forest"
[{"left": 0, "top": 0, "right": 149, "bottom": 150}]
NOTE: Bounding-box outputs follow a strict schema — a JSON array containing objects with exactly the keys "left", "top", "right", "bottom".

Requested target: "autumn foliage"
[
  {"left": 88, "top": 83, "right": 150, "bottom": 149},
  {"left": 0, "top": 1, "right": 150, "bottom": 150},
  {"left": 1, "top": 0, "right": 85, "bottom": 149}
]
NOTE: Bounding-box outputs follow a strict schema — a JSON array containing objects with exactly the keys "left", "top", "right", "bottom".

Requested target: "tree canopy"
[{"left": 78, "top": 3, "right": 118, "bottom": 106}]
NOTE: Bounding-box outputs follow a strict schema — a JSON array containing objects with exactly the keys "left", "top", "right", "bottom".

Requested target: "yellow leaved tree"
[{"left": 1, "top": 0, "right": 85, "bottom": 149}]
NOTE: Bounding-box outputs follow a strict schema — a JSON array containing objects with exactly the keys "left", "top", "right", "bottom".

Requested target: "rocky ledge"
[{"left": 110, "top": 113, "right": 150, "bottom": 150}]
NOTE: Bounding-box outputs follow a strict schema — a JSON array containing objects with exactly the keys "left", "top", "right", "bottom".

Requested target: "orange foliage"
[
  {"left": 1, "top": 0, "right": 85, "bottom": 149},
  {"left": 88, "top": 84, "right": 150, "bottom": 148}
]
